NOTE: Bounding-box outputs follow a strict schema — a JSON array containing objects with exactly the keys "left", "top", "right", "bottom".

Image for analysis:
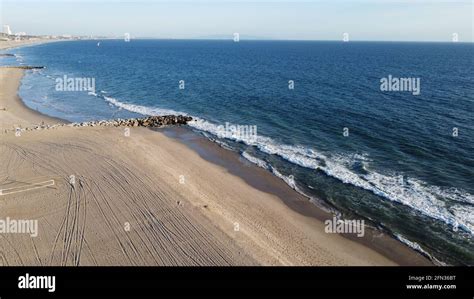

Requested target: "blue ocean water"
[{"left": 2, "top": 40, "right": 473, "bottom": 264}]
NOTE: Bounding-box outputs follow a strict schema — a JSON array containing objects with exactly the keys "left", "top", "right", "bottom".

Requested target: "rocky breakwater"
[
  {"left": 69, "top": 115, "right": 193, "bottom": 128},
  {"left": 3, "top": 115, "right": 193, "bottom": 134},
  {"left": 1, "top": 66, "right": 45, "bottom": 70}
]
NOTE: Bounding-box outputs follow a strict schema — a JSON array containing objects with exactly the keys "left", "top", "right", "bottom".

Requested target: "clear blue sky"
[{"left": 1, "top": 0, "right": 473, "bottom": 42}]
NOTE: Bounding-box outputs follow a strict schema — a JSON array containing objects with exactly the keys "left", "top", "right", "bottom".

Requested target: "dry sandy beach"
[
  {"left": 0, "top": 39, "right": 58, "bottom": 51},
  {"left": 0, "top": 43, "right": 431, "bottom": 266}
]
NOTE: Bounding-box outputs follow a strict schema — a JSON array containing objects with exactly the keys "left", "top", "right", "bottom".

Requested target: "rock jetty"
[
  {"left": 3, "top": 115, "right": 193, "bottom": 134},
  {"left": 1, "top": 66, "right": 45, "bottom": 70},
  {"left": 68, "top": 115, "right": 193, "bottom": 128}
]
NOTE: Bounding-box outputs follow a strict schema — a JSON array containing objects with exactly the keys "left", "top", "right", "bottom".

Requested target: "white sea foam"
[
  {"left": 102, "top": 96, "right": 474, "bottom": 235},
  {"left": 203, "top": 133, "right": 234, "bottom": 151},
  {"left": 396, "top": 234, "right": 447, "bottom": 265},
  {"left": 271, "top": 168, "right": 297, "bottom": 190},
  {"left": 450, "top": 205, "right": 474, "bottom": 233},
  {"left": 242, "top": 151, "right": 269, "bottom": 169},
  {"left": 103, "top": 96, "right": 181, "bottom": 116},
  {"left": 241, "top": 151, "right": 336, "bottom": 213}
]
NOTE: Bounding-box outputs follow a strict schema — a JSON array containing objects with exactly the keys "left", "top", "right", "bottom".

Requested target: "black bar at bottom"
[{"left": 0, "top": 266, "right": 471, "bottom": 298}]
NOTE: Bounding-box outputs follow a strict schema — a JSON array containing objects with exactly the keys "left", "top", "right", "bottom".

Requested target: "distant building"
[
  {"left": 0, "top": 32, "right": 8, "bottom": 41},
  {"left": 3, "top": 25, "right": 12, "bottom": 35}
]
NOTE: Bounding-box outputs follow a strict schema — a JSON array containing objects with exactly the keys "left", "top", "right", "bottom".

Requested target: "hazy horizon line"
[{"left": 57, "top": 36, "right": 474, "bottom": 44}]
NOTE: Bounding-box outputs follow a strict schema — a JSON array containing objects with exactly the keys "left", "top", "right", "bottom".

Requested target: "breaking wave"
[{"left": 100, "top": 95, "right": 474, "bottom": 235}]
